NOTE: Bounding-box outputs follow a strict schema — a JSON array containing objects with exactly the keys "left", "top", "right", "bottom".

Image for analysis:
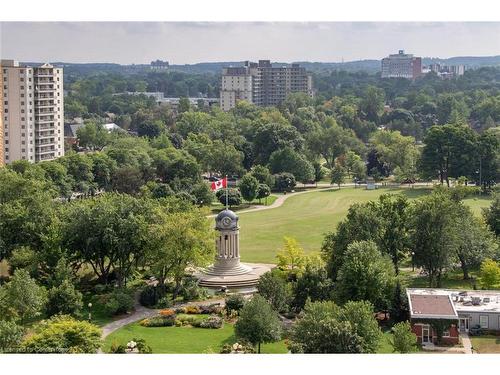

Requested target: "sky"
[{"left": 1, "top": 22, "right": 500, "bottom": 65}]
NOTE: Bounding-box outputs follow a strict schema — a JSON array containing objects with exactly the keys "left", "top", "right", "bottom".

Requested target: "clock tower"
[
  {"left": 205, "top": 209, "right": 252, "bottom": 275},
  {"left": 195, "top": 208, "right": 272, "bottom": 292}
]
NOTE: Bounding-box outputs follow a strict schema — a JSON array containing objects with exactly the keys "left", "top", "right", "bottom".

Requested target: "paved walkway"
[
  {"left": 207, "top": 184, "right": 339, "bottom": 218},
  {"left": 461, "top": 333, "right": 473, "bottom": 354}
]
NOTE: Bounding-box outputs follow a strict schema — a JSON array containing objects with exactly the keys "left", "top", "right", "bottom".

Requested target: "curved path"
[{"left": 207, "top": 184, "right": 339, "bottom": 218}]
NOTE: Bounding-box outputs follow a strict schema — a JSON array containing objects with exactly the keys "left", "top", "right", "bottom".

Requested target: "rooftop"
[
  {"left": 408, "top": 288, "right": 500, "bottom": 314},
  {"left": 408, "top": 293, "right": 457, "bottom": 319}
]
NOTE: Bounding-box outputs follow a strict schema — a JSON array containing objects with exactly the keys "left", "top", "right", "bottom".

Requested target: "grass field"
[
  {"left": 470, "top": 335, "right": 500, "bottom": 353},
  {"left": 103, "top": 321, "right": 288, "bottom": 354},
  {"left": 237, "top": 186, "right": 492, "bottom": 264}
]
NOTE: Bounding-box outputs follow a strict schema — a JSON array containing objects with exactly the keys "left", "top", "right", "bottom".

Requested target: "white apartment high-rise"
[
  {"left": 0, "top": 67, "right": 4, "bottom": 167},
  {"left": 1, "top": 60, "right": 64, "bottom": 164},
  {"left": 220, "top": 60, "right": 313, "bottom": 111}
]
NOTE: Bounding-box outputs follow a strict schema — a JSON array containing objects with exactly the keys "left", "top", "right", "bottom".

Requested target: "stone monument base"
[{"left": 195, "top": 263, "right": 273, "bottom": 293}]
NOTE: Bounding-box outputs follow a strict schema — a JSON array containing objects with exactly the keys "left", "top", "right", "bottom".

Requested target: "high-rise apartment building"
[
  {"left": 0, "top": 66, "right": 4, "bottom": 167},
  {"left": 381, "top": 50, "right": 422, "bottom": 80},
  {"left": 1, "top": 60, "right": 64, "bottom": 164},
  {"left": 220, "top": 60, "right": 313, "bottom": 111}
]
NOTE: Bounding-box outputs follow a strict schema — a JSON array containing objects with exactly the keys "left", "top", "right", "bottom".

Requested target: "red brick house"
[{"left": 407, "top": 290, "right": 459, "bottom": 345}]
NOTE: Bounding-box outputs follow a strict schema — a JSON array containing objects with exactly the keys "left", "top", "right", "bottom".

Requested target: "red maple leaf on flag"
[{"left": 210, "top": 177, "right": 227, "bottom": 191}]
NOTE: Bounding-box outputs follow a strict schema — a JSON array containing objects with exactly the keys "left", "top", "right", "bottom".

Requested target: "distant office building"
[
  {"left": 150, "top": 60, "right": 169, "bottom": 70},
  {"left": 429, "top": 63, "right": 465, "bottom": 79},
  {"left": 220, "top": 60, "right": 313, "bottom": 111},
  {"left": 1, "top": 60, "right": 64, "bottom": 164},
  {"left": 118, "top": 91, "right": 219, "bottom": 113},
  {"left": 381, "top": 50, "right": 422, "bottom": 80}
]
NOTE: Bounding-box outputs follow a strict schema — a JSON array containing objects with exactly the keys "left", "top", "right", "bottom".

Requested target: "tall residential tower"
[
  {"left": 1, "top": 60, "right": 64, "bottom": 164},
  {"left": 220, "top": 60, "right": 313, "bottom": 111}
]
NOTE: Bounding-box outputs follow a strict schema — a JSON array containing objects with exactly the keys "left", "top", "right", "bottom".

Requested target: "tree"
[
  {"left": 250, "top": 165, "right": 275, "bottom": 187},
  {"left": 454, "top": 207, "right": 498, "bottom": 280},
  {"left": 256, "top": 184, "right": 271, "bottom": 204},
  {"left": 0, "top": 269, "right": 47, "bottom": 323},
  {"left": 137, "top": 120, "right": 164, "bottom": 138},
  {"left": 307, "top": 124, "right": 363, "bottom": 169},
  {"left": 0, "top": 320, "right": 24, "bottom": 353},
  {"left": 479, "top": 259, "right": 500, "bottom": 289},
  {"left": 46, "top": 280, "right": 83, "bottom": 317},
  {"left": 322, "top": 194, "right": 411, "bottom": 278},
  {"left": 483, "top": 194, "right": 500, "bottom": 236},
  {"left": 269, "top": 147, "right": 314, "bottom": 184},
  {"left": 292, "top": 263, "right": 333, "bottom": 311},
  {"left": 88, "top": 152, "right": 117, "bottom": 191},
  {"left": 190, "top": 182, "right": 214, "bottom": 206},
  {"left": 330, "top": 161, "right": 346, "bottom": 188},
  {"left": 419, "top": 124, "right": 477, "bottom": 186},
  {"left": 335, "top": 240, "right": 396, "bottom": 311},
  {"left": 62, "top": 194, "right": 155, "bottom": 286},
  {"left": 252, "top": 122, "right": 304, "bottom": 164},
  {"left": 216, "top": 188, "right": 242, "bottom": 208},
  {"left": 411, "top": 192, "right": 461, "bottom": 287},
  {"left": 359, "top": 85, "right": 385, "bottom": 123},
  {"left": 234, "top": 295, "right": 282, "bottom": 353},
  {"left": 390, "top": 321, "right": 418, "bottom": 353},
  {"left": 209, "top": 140, "right": 244, "bottom": 177},
  {"left": 76, "top": 121, "right": 110, "bottom": 151},
  {"left": 21, "top": 315, "right": 101, "bottom": 353},
  {"left": 147, "top": 209, "right": 214, "bottom": 299},
  {"left": 111, "top": 166, "right": 144, "bottom": 194},
  {"left": 370, "top": 130, "right": 419, "bottom": 178},
  {"left": 257, "top": 271, "right": 292, "bottom": 313},
  {"left": 342, "top": 151, "right": 367, "bottom": 181},
  {"left": 276, "top": 237, "right": 306, "bottom": 276},
  {"left": 238, "top": 174, "right": 259, "bottom": 203},
  {"left": 290, "top": 300, "right": 381, "bottom": 353},
  {"left": 273, "top": 172, "right": 296, "bottom": 192}
]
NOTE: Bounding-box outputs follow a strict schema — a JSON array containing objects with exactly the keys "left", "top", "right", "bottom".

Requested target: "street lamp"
[
  {"left": 411, "top": 252, "right": 415, "bottom": 272},
  {"left": 88, "top": 302, "right": 93, "bottom": 322}
]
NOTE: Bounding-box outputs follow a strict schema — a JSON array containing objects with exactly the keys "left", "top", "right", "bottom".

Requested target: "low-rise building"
[{"left": 407, "top": 288, "right": 500, "bottom": 346}]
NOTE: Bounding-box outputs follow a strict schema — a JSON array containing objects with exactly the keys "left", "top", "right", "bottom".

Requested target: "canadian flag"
[{"left": 210, "top": 177, "right": 227, "bottom": 191}]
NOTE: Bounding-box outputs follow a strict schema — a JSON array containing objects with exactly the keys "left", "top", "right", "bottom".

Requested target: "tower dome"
[{"left": 215, "top": 209, "right": 238, "bottom": 230}]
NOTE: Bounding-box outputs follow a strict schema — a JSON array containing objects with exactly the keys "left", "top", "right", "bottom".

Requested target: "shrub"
[
  {"left": 220, "top": 341, "right": 256, "bottom": 354},
  {"left": 199, "top": 304, "right": 224, "bottom": 315},
  {"left": 156, "top": 296, "right": 172, "bottom": 309},
  {"left": 0, "top": 320, "right": 24, "bottom": 353},
  {"left": 181, "top": 279, "right": 209, "bottom": 301},
  {"left": 177, "top": 315, "right": 198, "bottom": 326},
  {"left": 139, "top": 316, "right": 175, "bottom": 327},
  {"left": 159, "top": 309, "right": 176, "bottom": 318},
  {"left": 110, "top": 342, "right": 127, "bottom": 353},
  {"left": 273, "top": 172, "right": 296, "bottom": 192},
  {"left": 104, "top": 289, "right": 134, "bottom": 316},
  {"left": 390, "top": 321, "right": 418, "bottom": 353},
  {"left": 199, "top": 315, "right": 224, "bottom": 329},
  {"left": 185, "top": 305, "right": 202, "bottom": 314},
  {"left": 225, "top": 294, "right": 246, "bottom": 314},
  {"left": 175, "top": 307, "right": 187, "bottom": 314},
  {"left": 174, "top": 320, "right": 183, "bottom": 327},
  {"left": 21, "top": 315, "right": 101, "bottom": 353},
  {"left": 216, "top": 188, "right": 242, "bottom": 207}
]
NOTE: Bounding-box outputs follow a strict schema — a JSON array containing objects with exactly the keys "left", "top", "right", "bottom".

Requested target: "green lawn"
[
  {"left": 402, "top": 268, "right": 481, "bottom": 290},
  {"left": 235, "top": 187, "right": 492, "bottom": 264},
  {"left": 470, "top": 335, "right": 500, "bottom": 353},
  {"left": 103, "top": 321, "right": 288, "bottom": 354}
]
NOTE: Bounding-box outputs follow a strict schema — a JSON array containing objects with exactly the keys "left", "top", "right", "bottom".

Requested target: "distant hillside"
[{"left": 22, "top": 55, "right": 500, "bottom": 77}]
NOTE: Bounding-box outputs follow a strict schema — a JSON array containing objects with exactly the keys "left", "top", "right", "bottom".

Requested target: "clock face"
[{"left": 221, "top": 217, "right": 232, "bottom": 227}]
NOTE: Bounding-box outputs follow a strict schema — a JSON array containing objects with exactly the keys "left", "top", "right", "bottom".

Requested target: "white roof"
[{"left": 407, "top": 288, "right": 500, "bottom": 314}]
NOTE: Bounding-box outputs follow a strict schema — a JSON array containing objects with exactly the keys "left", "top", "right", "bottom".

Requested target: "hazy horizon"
[{"left": 1, "top": 22, "right": 500, "bottom": 65}]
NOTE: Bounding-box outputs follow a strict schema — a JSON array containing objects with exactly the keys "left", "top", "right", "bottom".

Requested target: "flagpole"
[{"left": 225, "top": 175, "right": 228, "bottom": 210}]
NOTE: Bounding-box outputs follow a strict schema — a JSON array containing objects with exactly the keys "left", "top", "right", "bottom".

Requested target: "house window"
[
  {"left": 443, "top": 330, "right": 450, "bottom": 337},
  {"left": 479, "top": 315, "right": 489, "bottom": 329}
]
